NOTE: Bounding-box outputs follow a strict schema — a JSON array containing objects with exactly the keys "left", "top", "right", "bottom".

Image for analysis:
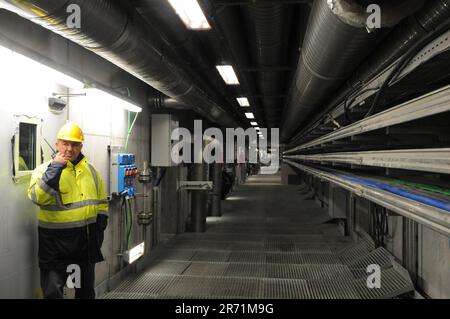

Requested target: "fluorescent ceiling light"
[
  {"left": 86, "top": 88, "right": 142, "bottom": 113},
  {"left": 250, "top": 122, "right": 258, "bottom": 126},
  {"left": 216, "top": 65, "right": 240, "bottom": 85},
  {"left": 167, "top": 0, "right": 211, "bottom": 30},
  {"left": 245, "top": 112, "right": 254, "bottom": 119},
  {"left": 237, "top": 97, "right": 250, "bottom": 107}
]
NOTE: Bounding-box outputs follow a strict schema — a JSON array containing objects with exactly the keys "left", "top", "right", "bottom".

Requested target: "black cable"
[
  {"left": 154, "top": 167, "right": 167, "bottom": 187},
  {"left": 126, "top": 198, "right": 132, "bottom": 250},
  {"left": 365, "top": 19, "right": 450, "bottom": 118},
  {"left": 121, "top": 196, "right": 127, "bottom": 250},
  {"left": 344, "top": 87, "right": 381, "bottom": 123},
  {"left": 11, "top": 136, "right": 16, "bottom": 177}
]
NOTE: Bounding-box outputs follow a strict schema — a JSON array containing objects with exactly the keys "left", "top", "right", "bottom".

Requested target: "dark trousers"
[{"left": 40, "top": 263, "right": 96, "bottom": 299}]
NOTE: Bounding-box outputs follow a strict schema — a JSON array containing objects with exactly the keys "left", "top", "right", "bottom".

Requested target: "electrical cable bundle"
[
  {"left": 364, "top": 19, "right": 450, "bottom": 118},
  {"left": 370, "top": 204, "right": 389, "bottom": 248},
  {"left": 121, "top": 196, "right": 134, "bottom": 250}
]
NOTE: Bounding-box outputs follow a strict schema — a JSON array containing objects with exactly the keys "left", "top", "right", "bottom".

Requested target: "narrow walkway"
[{"left": 104, "top": 174, "right": 413, "bottom": 299}]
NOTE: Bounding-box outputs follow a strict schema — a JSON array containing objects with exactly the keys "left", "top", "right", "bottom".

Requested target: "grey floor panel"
[
  {"left": 112, "top": 274, "right": 176, "bottom": 297},
  {"left": 102, "top": 292, "right": 157, "bottom": 299},
  {"left": 265, "top": 264, "right": 309, "bottom": 280},
  {"left": 265, "top": 253, "right": 304, "bottom": 264},
  {"left": 354, "top": 268, "right": 414, "bottom": 299},
  {"left": 307, "top": 280, "right": 360, "bottom": 299},
  {"left": 224, "top": 263, "right": 265, "bottom": 278},
  {"left": 301, "top": 254, "right": 342, "bottom": 265},
  {"left": 229, "top": 252, "right": 265, "bottom": 263},
  {"left": 191, "top": 250, "right": 231, "bottom": 262},
  {"left": 156, "top": 249, "right": 196, "bottom": 261},
  {"left": 262, "top": 279, "right": 310, "bottom": 299},
  {"left": 348, "top": 247, "right": 394, "bottom": 270},
  {"left": 230, "top": 242, "right": 265, "bottom": 251},
  {"left": 305, "top": 265, "right": 354, "bottom": 280},
  {"left": 294, "top": 243, "right": 332, "bottom": 254},
  {"left": 338, "top": 240, "right": 375, "bottom": 264},
  {"left": 160, "top": 276, "right": 217, "bottom": 298},
  {"left": 211, "top": 277, "right": 263, "bottom": 298},
  {"left": 144, "top": 260, "right": 191, "bottom": 276},
  {"left": 183, "top": 262, "right": 229, "bottom": 277},
  {"left": 264, "top": 242, "right": 295, "bottom": 252}
]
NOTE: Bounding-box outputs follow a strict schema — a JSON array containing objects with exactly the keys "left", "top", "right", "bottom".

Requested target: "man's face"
[{"left": 55, "top": 139, "right": 83, "bottom": 162}]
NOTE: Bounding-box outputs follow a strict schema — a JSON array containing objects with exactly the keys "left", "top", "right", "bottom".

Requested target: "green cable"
[
  {"left": 125, "top": 111, "right": 139, "bottom": 152},
  {"left": 360, "top": 174, "right": 450, "bottom": 197}
]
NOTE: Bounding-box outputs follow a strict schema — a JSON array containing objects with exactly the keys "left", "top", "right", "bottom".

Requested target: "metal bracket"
[{"left": 178, "top": 181, "right": 213, "bottom": 191}]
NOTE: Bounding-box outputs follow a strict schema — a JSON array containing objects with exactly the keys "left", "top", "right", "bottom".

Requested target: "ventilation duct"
[
  {"left": 289, "top": 0, "right": 449, "bottom": 146},
  {"left": 279, "top": 0, "right": 425, "bottom": 142}
]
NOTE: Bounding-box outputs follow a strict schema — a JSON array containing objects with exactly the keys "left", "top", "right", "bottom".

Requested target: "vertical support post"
[
  {"left": 211, "top": 162, "right": 223, "bottom": 217},
  {"left": 190, "top": 163, "right": 207, "bottom": 232}
]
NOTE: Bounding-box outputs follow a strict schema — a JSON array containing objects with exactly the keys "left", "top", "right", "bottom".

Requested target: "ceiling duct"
[
  {"left": 279, "top": 0, "right": 425, "bottom": 142},
  {"left": 289, "top": 0, "right": 449, "bottom": 147}
]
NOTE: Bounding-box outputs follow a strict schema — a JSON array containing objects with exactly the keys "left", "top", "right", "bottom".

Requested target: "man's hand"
[{"left": 52, "top": 152, "right": 70, "bottom": 166}]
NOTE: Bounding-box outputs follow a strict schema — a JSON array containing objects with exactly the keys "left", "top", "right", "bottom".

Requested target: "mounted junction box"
[
  {"left": 151, "top": 114, "right": 179, "bottom": 167},
  {"left": 109, "top": 146, "right": 138, "bottom": 197}
]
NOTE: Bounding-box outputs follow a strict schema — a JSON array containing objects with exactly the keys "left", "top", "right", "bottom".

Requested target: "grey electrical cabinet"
[{"left": 151, "top": 114, "right": 179, "bottom": 167}]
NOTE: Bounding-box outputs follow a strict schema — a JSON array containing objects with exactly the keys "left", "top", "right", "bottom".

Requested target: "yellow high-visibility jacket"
[{"left": 28, "top": 155, "right": 109, "bottom": 268}]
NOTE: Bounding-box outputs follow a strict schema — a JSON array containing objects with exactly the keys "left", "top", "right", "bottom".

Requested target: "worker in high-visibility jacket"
[{"left": 28, "top": 122, "right": 109, "bottom": 299}]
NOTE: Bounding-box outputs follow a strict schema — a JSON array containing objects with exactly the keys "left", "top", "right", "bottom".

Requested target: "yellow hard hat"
[{"left": 57, "top": 122, "right": 84, "bottom": 142}]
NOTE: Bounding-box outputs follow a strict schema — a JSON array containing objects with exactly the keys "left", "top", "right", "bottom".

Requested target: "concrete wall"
[{"left": 418, "top": 225, "right": 450, "bottom": 298}]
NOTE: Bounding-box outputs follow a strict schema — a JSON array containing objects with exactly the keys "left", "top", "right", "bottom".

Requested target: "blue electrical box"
[{"left": 109, "top": 146, "right": 138, "bottom": 197}]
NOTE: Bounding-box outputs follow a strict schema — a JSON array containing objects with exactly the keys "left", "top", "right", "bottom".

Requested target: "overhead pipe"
[
  {"left": 150, "top": 93, "right": 191, "bottom": 111},
  {"left": 279, "top": 0, "right": 426, "bottom": 142},
  {"left": 288, "top": 0, "right": 447, "bottom": 147},
  {"left": 0, "top": 0, "right": 238, "bottom": 128}
]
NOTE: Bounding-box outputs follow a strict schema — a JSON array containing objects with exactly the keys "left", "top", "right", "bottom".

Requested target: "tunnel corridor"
[
  {"left": 0, "top": 0, "right": 449, "bottom": 302},
  {"left": 103, "top": 174, "right": 413, "bottom": 299}
]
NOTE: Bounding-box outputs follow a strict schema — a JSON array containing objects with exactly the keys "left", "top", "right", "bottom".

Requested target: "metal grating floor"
[{"left": 103, "top": 175, "right": 414, "bottom": 299}]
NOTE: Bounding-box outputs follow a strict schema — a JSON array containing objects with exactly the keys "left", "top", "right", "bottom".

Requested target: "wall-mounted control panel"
[{"left": 109, "top": 146, "right": 138, "bottom": 197}]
